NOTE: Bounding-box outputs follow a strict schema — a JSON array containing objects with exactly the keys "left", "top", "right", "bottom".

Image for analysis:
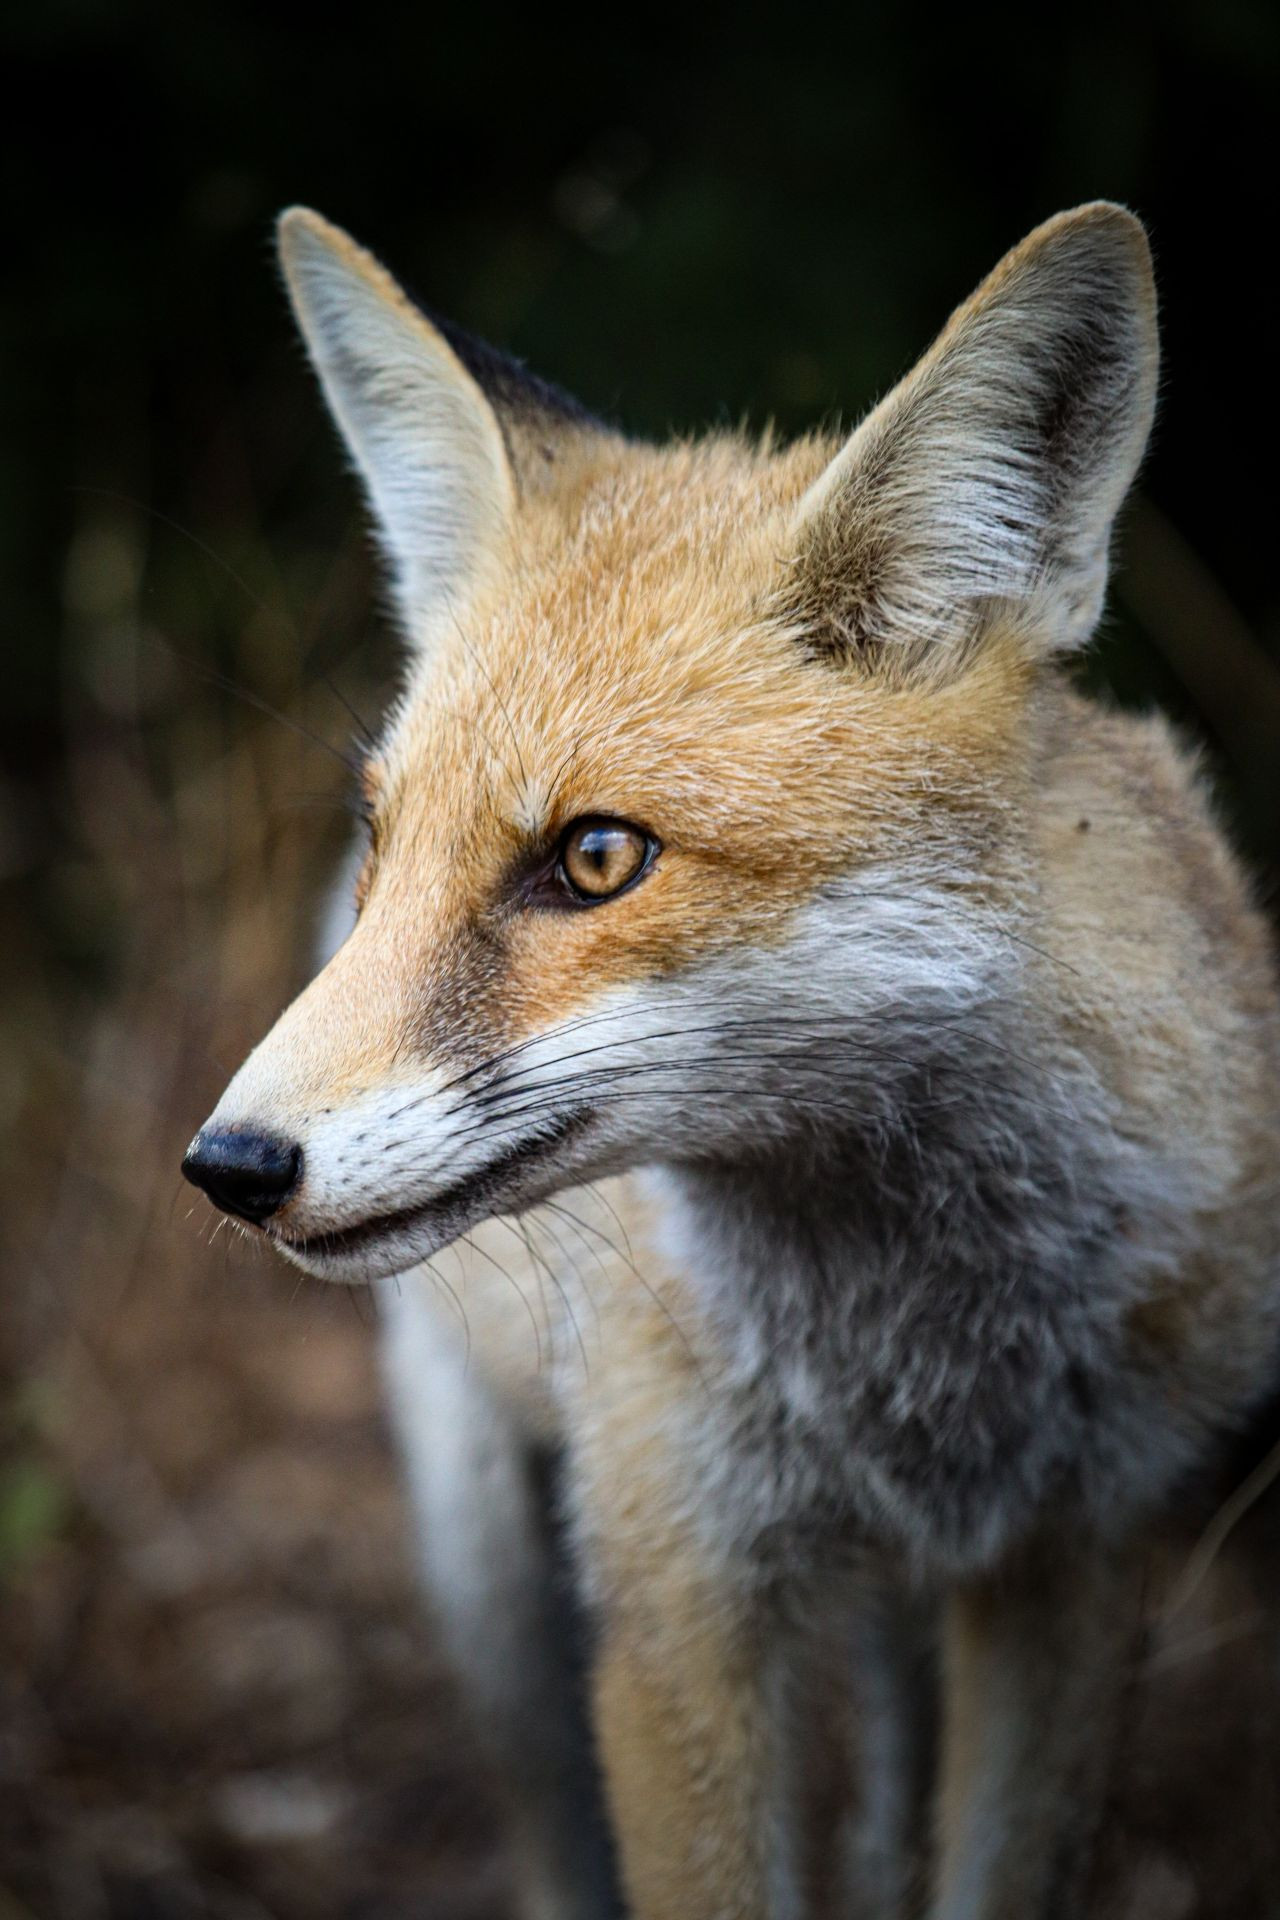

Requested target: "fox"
[{"left": 182, "top": 201, "right": 1280, "bottom": 1919}]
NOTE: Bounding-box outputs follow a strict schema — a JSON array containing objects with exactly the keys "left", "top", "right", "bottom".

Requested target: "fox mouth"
[{"left": 271, "top": 1108, "right": 593, "bottom": 1264}]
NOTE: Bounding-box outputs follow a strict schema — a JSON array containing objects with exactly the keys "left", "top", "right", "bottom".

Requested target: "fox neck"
[{"left": 642, "top": 1015, "right": 1156, "bottom": 1575}]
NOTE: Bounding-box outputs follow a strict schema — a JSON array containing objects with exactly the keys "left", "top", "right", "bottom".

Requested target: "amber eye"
[{"left": 558, "top": 818, "right": 655, "bottom": 902}]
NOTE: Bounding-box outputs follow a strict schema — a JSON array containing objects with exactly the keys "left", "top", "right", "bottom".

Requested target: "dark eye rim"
[{"left": 521, "top": 814, "right": 661, "bottom": 911}]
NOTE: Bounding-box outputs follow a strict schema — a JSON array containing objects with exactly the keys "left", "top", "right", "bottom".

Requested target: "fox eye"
[{"left": 558, "top": 818, "right": 656, "bottom": 902}]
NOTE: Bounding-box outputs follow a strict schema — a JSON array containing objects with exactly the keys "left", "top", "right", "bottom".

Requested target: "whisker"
[
  {"left": 458, "top": 1229, "right": 544, "bottom": 1374},
  {"left": 438, "top": 1063, "right": 1011, "bottom": 1154},
  {"left": 584, "top": 1179, "right": 638, "bottom": 1270},
  {"left": 166, "top": 646, "right": 365, "bottom": 781},
  {"left": 501, "top": 1213, "right": 593, "bottom": 1380},
  {"left": 543, "top": 1197, "right": 707, "bottom": 1390},
  {"left": 71, "top": 485, "right": 278, "bottom": 620},
  {"left": 533, "top": 1203, "right": 606, "bottom": 1342},
  {"left": 497, "top": 1214, "right": 559, "bottom": 1367},
  {"left": 322, "top": 672, "right": 381, "bottom": 756},
  {"left": 405, "top": 988, "right": 1101, "bottom": 1127},
  {"left": 421, "top": 1256, "right": 473, "bottom": 1373}
]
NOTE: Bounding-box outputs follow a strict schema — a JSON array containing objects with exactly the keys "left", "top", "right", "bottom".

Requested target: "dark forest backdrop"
[{"left": 3, "top": 7, "right": 1280, "bottom": 1917}]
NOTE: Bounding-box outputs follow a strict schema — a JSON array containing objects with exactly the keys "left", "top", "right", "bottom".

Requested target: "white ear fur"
[
  {"left": 793, "top": 203, "right": 1159, "bottom": 668},
  {"left": 277, "top": 207, "right": 516, "bottom": 642}
]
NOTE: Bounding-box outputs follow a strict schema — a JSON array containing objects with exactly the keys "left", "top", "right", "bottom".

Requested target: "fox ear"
[
  {"left": 278, "top": 207, "right": 518, "bottom": 642},
  {"left": 791, "top": 203, "right": 1159, "bottom": 675}
]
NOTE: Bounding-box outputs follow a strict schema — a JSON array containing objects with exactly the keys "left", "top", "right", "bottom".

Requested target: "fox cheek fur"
[{"left": 186, "top": 200, "right": 1280, "bottom": 1920}]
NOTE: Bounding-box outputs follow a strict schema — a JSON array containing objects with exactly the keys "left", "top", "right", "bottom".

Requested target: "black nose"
[{"left": 181, "top": 1128, "right": 302, "bottom": 1225}]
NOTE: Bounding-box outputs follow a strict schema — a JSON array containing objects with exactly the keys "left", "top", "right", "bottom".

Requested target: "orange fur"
[{"left": 191, "top": 205, "right": 1280, "bottom": 1920}]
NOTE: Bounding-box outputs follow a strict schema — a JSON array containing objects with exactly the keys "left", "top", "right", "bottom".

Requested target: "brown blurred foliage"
[{"left": 0, "top": 524, "right": 520, "bottom": 1914}]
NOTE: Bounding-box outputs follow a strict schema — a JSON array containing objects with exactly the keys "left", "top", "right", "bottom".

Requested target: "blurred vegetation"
[{"left": 2, "top": 5, "right": 1280, "bottom": 1914}]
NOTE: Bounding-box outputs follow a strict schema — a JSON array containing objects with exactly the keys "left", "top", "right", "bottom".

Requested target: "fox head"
[{"left": 184, "top": 204, "right": 1158, "bottom": 1282}]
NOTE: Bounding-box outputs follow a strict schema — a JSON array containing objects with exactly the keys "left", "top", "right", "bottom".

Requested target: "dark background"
[
  {"left": 8, "top": 0, "right": 1280, "bottom": 938},
  {"left": 3, "top": 6, "right": 1279, "bottom": 1917}
]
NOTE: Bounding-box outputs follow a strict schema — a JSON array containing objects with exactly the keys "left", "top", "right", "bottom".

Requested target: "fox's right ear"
[{"left": 278, "top": 207, "right": 518, "bottom": 644}]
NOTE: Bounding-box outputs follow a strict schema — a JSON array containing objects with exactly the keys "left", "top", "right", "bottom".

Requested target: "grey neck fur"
[{"left": 652, "top": 997, "right": 1195, "bottom": 1581}]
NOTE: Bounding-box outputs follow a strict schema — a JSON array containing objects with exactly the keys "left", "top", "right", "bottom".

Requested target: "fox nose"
[{"left": 181, "top": 1128, "right": 302, "bottom": 1225}]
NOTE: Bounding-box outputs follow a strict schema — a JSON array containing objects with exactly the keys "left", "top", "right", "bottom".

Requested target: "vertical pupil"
[
  {"left": 568, "top": 824, "right": 641, "bottom": 893},
  {"left": 559, "top": 821, "right": 652, "bottom": 899}
]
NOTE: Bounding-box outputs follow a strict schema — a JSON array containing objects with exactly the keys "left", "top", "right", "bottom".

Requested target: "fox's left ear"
[
  {"left": 790, "top": 203, "right": 1158, "bottom": 673},
  {"left": 278, "top": 209, "right": 606, "bottom": 644}
]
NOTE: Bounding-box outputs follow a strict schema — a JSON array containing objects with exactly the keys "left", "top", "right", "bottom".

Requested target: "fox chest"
[{"left": 654, "top": 1170, "right": 1167, "bottom": 1579}]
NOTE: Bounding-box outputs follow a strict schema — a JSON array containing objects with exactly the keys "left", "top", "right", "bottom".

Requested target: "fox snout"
[
  {"left": 182, "top": 930, "right": 618, "bottom": 1284},
  {"left": 182, "top": 1128, "right": 302, "bottom": 1225}
]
